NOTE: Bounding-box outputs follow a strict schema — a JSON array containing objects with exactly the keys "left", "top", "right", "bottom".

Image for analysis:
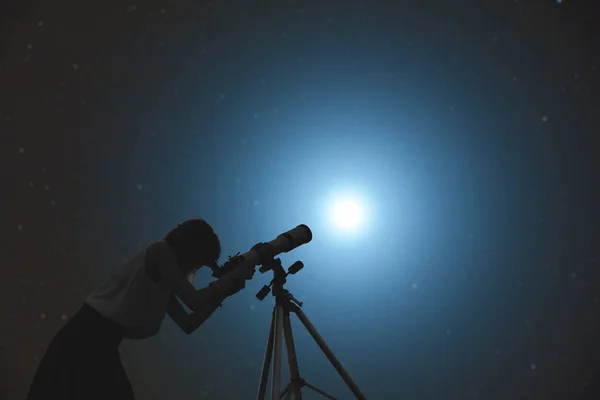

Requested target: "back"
[{"left": 85, "top": 246, "right": 171, "bottom": 339}]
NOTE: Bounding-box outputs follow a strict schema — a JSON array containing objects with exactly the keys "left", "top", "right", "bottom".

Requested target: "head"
[{"left": 163, "top": 218, "right": 221, "bottom": 280}]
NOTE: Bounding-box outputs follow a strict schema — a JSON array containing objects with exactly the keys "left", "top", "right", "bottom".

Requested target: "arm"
[
  {"left": 147, "top": 241, "right": 223, "bottom": 312},
  {"left": 167, "top": 292, "right": 222, "bottom": 335},
  {"left": 167, "top": 293, "right": 191, "bottom": 333},
  {"left": 186, "top": 299, "right": 222, "bottom": 334}
]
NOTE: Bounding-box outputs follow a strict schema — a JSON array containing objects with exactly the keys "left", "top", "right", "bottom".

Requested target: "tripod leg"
[
  {"left": 256, "top": 308, "right": 276, "bottom": 400},
  {"left": 281, "top": 383, "right": 291, "bottom": 400},
  {"left": 294, "top": 308, "right": 367, "bottom": 400},
  {"left": 271, "top": 305, "right": 285, "bottom": 400},
  {"left": 282, "top": 310, "right": 303, "bottom": 400},
  {"left": 303, "top": 381, "right": 337, "bottom": 400}
]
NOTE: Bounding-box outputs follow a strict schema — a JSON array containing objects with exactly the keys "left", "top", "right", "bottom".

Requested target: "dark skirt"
[{"left": 27, "top": 303, "right": 135, "bottom": 400}]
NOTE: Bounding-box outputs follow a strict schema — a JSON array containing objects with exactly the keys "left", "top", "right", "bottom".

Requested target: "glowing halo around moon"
[
  {"left": 322, "top": 189, "right": 372, "bottom": 238},
  {"left": 332, "top": 200, "right": 362, "bottom": 230}
]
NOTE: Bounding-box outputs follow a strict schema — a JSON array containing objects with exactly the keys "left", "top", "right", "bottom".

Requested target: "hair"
[{"left": 163, "top": 218, "right": 221, "bottom": 275}]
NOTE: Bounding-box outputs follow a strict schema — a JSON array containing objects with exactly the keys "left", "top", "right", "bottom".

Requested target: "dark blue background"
[{"left": 2, "top": 0, "right": 599, "bottom": 399}]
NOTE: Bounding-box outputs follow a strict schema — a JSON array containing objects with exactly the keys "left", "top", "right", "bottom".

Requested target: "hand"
[
  {"left": 224, "top": 264, "right": 256, "bottom": 282},
  {"left": 215, "top": 277, "right": 246, "bottom": 297},
  {"left": 229, "top": 278, "right": 247, "bottom": 296},
  {"left": 217, "top": 265, "right": 255, "bottom": 297}
]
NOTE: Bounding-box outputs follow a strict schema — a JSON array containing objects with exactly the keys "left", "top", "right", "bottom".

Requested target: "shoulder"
[
  {"left": 145, "top": 240, "right": 179, "bottom": 271},
  {"left": 144, "top": 241, "right": 170, "bottom": 283},
  {"left": 146, "top": 240, "right": 170, "bottom": 259}
]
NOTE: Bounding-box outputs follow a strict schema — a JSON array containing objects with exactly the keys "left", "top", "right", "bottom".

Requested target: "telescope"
[
  {"left": 208, "top": 224, "right": 313, "bottom": 278},
  {"left": 208, "top": 224, "right": 367, "bottom": 399}
]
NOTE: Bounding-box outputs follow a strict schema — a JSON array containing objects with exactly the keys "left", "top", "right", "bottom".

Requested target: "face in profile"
[
  {"left": 188, "top": 268, "right": 198, "bottom": 284},
  {"left": 182, "top": 248, "right": 216, "bottom": 284}
]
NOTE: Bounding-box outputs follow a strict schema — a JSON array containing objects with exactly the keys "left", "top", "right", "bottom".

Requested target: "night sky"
[{"left": 2, "top": 0, "right": 599, "bottom": 399}]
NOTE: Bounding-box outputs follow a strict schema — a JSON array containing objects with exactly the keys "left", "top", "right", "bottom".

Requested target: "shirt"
[{"left": 86, "top": 245, "right": 171, "bottom": 339}]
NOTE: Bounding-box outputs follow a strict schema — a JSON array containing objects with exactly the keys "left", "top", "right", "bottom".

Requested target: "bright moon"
[{"left": 332, "top": 200, "right": 362, "bottom": 229}]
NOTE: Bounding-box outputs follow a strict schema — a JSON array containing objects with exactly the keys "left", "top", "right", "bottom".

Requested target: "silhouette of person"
[{"left": 27, "top": 218, "right": 254, "bottom": 400}]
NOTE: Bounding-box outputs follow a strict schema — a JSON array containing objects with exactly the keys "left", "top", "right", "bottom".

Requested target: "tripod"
[{"left": 254, "top": 258, "right": 367, "bottom": 400}]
